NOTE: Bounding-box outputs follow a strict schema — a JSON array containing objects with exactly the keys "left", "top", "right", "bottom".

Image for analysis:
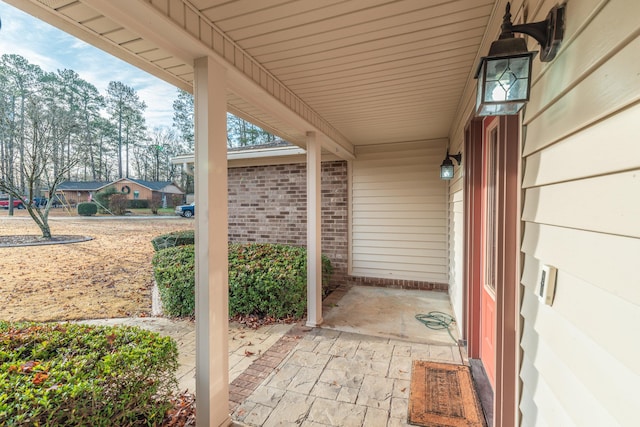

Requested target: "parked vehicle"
[
  {"left": 175, "top": 202, "right": 195, "bottom": 218},
  {"left": 33, "top": 197, "right": 47, "bottom": 207},
  {"left": 0, "top": 198, "right": 25, "bottom": 209}
]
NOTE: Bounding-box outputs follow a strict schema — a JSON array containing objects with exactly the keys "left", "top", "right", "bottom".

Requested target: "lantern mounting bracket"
[{"left": 499, "top": 2, "right": 566, "bottom": 62}]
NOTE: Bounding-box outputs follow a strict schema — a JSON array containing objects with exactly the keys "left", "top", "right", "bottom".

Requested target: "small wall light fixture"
[
  {"left": 474, "top": 2, "right": 566, "bottom": 116},
  {"left": 440, "top": 150, "right": 462, "bottom": 180}
]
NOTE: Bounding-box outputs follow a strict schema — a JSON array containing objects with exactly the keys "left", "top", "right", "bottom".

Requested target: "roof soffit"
[{"left": 8, "top": 0, "right": 499, "bottom": 150}]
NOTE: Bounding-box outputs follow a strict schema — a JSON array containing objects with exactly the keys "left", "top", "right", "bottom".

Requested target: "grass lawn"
[{"left": 0, "top": 216, "right": 193, "bottom": 322}]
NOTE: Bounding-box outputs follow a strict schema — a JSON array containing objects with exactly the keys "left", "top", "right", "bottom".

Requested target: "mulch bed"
[{"left": 0, "top": 235, "right": 92, "bottom": 247}]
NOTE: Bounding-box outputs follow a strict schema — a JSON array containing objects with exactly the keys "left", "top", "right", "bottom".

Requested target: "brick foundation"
[{"left": 344, "top": 275, "right": 448, "bottom": 292}]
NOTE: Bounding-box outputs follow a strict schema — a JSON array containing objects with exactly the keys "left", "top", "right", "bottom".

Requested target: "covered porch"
[
  {"left": 8, "top": 0, "right": 640, "bottom": 425},
  {"left": 7, "top": 1, "right": 500, "bottom": 425}
]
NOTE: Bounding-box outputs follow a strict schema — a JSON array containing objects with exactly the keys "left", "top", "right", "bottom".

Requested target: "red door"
[
  {"left": 464, "top": 115, "right": 520, "bottom": 425},
  {"left": 480, "top": 117, "right": 498, "bottom": 387}
]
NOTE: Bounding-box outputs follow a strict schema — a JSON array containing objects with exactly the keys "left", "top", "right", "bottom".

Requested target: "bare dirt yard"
[{"left": 0, "top": 210, "right": 193, "bottom": 322}]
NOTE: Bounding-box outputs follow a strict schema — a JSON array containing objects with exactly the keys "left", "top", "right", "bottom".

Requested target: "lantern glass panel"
[
  {"left": 440, "top": 164, "right": 454, "bottom": 180},
  {"left": 475, "top": 52, "right": 534, "bottom": 116}
]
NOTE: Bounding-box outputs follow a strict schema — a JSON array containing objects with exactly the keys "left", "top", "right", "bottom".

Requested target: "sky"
[{"left": 0, "top": 1, "right": 178, "bottom": 130}]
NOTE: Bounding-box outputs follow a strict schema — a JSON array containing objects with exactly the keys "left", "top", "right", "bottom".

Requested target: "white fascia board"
[
  {"left": 171, "top": 146, "right": 306, "bottom": 166},
  {"left": 171, "top": 148, "right": 345, "bottom": 169},
  {"left": 227, "top": 146, "right": 306, "bottom": 161}
]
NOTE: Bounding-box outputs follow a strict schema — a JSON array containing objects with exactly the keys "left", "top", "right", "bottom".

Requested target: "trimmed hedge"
[
  {"left": 228, "top": 243, "right": 332, "bottom": 318},
  {"left": 151, "top": 230, "right": 195, "bottom": 251},
  {"left": 77, "top": 202, "right": 97, "bottom": 216},
  {"left": 127, "top": 199, "right": 149, "bottom": 209},
  {"left": 0, "top": 322, "right": 178, "bottom": 426},
  {"left": 152, "top": 243, "right": 333, "bottom": 318},
  {"left": 152, "top": 245, "right": 196, "bottom": 317}
]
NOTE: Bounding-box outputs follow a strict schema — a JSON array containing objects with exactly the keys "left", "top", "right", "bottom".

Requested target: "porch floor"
[
  {"left": 321, "top": 285, "right": 460, "bottom": 346},
  {"left": 82, "top": 286, "right": 464, "bottom": 426}
]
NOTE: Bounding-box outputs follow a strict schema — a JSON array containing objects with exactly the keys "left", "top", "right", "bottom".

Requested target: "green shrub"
[
  {"left": 127, "top": 199, "right": 149, "bottom": 209},
  {"left": 152, "top": 245, "right": 196, "bottom": 317},
  {"left": 151, "top": 230, "right": 195, "bottom": 251},
  {"left": 151, "top": 242, "right": 333, "bottom": 319},
  {"left": 77, "top": 202, "right": 98, "bottom": 216},
  {"left": 0, "top": 321, "right": 178, "bottom": 427},
  {"left": 94, "top": 186, "right": 118, "bottom": 213}
]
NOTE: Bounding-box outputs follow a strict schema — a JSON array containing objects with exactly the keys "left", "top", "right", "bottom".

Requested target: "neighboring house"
[
  {"left": 55, "top": 179, "right": 184, "bottom": 208},
  {"left": 109, "top": 178, "right": 184, "bottom": 207},
  {"left": 16, "top": 1, "right": 639, "bottom": 427},
  {"left": 53, "top": 181, "right": 109, "bottom": 206}
]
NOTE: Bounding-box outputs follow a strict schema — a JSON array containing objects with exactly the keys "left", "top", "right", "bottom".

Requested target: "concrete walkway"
[{"left": 82, "top": 286, "right": 464, "bottom": 426}]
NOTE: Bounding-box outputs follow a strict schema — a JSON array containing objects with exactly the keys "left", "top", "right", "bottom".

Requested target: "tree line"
[
  {"left": 0, "top": 53, "right": 277, "bottom": 199},
  {"left": 0, "top": 53, "right": 277, "bottom": 237}
]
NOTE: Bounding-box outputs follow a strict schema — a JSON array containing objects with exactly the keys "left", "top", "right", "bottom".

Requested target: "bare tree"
[
  {"left": 0, "top": 54, "right": 43, "bottom": 215},
  {"left": 0, "top": 92, "right": 77, "bottom": 238}
]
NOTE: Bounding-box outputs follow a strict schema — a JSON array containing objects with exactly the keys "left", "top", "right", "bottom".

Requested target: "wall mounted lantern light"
[
  {"left": 474, "top": 2, "right": 566, "bottom": 116},
  {"left": 440, "top": 150, "right": 462, "bottom": 180}
]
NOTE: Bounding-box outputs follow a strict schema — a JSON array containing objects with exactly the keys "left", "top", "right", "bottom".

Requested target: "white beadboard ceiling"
[{"left": 8, "top": 0, "right": 498, "bottom": 153}]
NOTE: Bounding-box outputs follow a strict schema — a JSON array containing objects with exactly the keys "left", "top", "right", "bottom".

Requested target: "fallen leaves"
[
  {"left": 231, "top": 314, "right": 297, "bottom": 329},
  {"left": 162, "top": 392, "right": 196, "bottom": 427},
  {"left": 32, "top": 372, "right": 49, "bottom": 385},
  {"left": 20, "top": 361, "right": 40, "bottom": 373},
  {"left": 8, "top": 361, "right": 51, "bottom": 386},
  {"left": 106, "top": 333, "right": 117, "bottom": 346}
]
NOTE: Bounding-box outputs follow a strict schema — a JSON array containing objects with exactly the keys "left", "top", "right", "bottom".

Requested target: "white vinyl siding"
[
  {"left": 518, "top": 0, "right": 640, "bottom": 426},
  {"left": 350, "top": 140, "right": 448, "bottom": 283}
]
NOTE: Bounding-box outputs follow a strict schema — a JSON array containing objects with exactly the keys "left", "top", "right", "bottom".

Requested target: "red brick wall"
[{"left": 228, "top": 160, "right": 348, "bottom": 285}]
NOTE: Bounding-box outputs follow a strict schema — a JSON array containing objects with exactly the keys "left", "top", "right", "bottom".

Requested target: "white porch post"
[
  {"left": 306, "top": 132, "right": 323, "bottom": 327},
  {"left": 193, "top": 56, "right": 230, "bottom": 427}
]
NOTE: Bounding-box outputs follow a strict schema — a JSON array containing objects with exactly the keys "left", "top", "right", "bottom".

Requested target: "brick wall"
[{"left": 228, "top": 160, "right": 348, "bottom": 285}]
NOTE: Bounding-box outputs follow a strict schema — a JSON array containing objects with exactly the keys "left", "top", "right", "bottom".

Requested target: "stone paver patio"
[{"left": 232, "top": 327, "right": 462, "bottom": 426}]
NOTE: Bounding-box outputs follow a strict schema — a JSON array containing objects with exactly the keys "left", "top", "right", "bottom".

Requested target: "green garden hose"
[{"left": 415, "top": 311, "right": 457, "bottom": 343}]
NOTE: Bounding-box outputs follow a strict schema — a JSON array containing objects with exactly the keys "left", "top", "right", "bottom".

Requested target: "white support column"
[
  {"left": 306, "top": 132, "right": 323, "bottom": 327},
  {"left": 193, "top": 56, "right": 230, "bottom": 427}
]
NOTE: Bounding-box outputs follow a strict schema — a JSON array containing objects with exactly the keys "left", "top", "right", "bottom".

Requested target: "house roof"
[
  {"left": 59, "top": 179, "right": 182, "bottom": 193},
  {"left": 8, "top": 0, "right": 497, "bottom": 157},
  {"left": 57, "top": 181, "right": 110, "bottom": 191},
  {"left": 128, "top": 179, "right": 175, "bottom": 192},
  {"left": 113, "top": 178, "right": 180, "bottom": 192}
]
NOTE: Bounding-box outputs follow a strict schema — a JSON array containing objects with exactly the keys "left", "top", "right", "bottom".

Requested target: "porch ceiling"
[{"left": 8, "top": 0, "right": 497, "bottom": 152}]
